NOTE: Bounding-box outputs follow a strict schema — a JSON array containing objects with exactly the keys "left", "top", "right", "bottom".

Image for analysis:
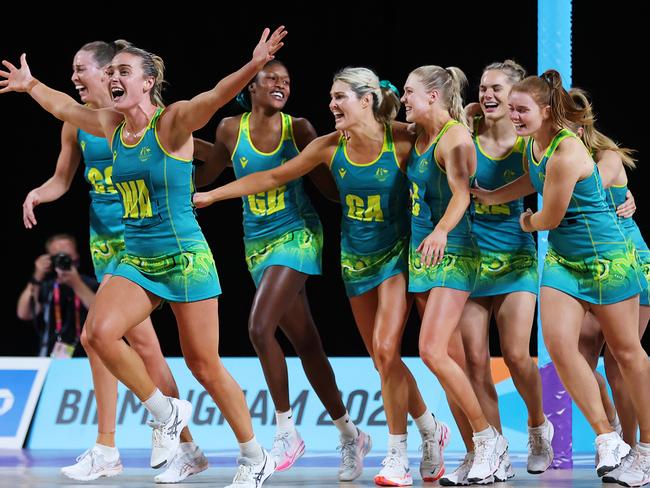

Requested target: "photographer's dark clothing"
[{"left": 34, "top": 275, "right": 97, "bottom": 357}]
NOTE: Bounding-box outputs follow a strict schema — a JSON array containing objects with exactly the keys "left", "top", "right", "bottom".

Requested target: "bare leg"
[
  {"left": 418, "top": 288, "right": 488, "bottom": 432},
  {"left": 540, "top": 287, "right": 611, "bottom": 434},
  {"left": 171, "top": 299, "right": 254, "bottom": 442},
  {"left": 494, "top": 292, "right": 545, "bottom": 427},
  {"left": 594, "top": 298, "right": 650, "bottom": 443}
]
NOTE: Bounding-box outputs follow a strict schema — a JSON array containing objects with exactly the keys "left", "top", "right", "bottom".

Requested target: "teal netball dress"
[
  {"left": 78, "top": 129, "right": 125, "bottom": 281},
  {"left": 232, "top": 112, "right": 322, "bottom": 286},
  {"left": 470, "top": 118, "right": 538, "bottom": 297},
  {"left": 330, "top": 125, "right": 409, "bottom": 297},
  {"left": 407, "top": 120, "right": 480, "bottom": 293},
  {"left": 110, "top": 108, "right": 220, "bottom": 302},
  {"left": 528, "top": 129, "right": 645, "bottom": 304},
  {"left": 605, "top": 185, "right": 650, "bottom": 305}
]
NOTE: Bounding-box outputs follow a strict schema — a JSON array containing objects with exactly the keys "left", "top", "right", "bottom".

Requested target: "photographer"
[{"left": 17, "top": 233, "right": 97, "bottom": 357}]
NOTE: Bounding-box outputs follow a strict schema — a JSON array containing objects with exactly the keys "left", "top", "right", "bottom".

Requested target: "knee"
[
  {"left": 247, "top": 315, "right": 274, "bottom": 351},
  {"left": 503, "top": 347, "right": 531, "bottom": 374},
  {"left": 86, "top": 316, "right": 118, "bottom": 351},
  {"left": 373, "top": 340, "right": 401, "bottom": 374},
  {"left": 420, "top": 345, "right": 447, "bottom": 376},
  {"left": 79, "top": 327, "right": 92, "bottom": 352},
  {"left": 608, "top": 344, "right": 646, "bottom": 371},
  {"left": 465, "top": 347, "right": 489, "bottom": 379},
  {"left": 185, "top": 356, "right": 222, "bottom": 386}
]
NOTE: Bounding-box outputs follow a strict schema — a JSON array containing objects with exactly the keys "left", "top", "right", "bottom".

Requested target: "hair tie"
[
  {"left": 235, "top": 91, "right": 251, "bottom": 111},
  {"left": 379, "top": 79, "right": 400, "bottom": 97}
]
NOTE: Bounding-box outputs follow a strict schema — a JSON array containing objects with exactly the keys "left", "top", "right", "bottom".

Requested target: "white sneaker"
[
  {"left": 148, "top": 398, "right": 192, "bottom": 469},
  {"left": 439, "top": 452, "right": 473, "bottom": 486},
  {"left": 154, "top": 442, "right": 208, "bottom": 484},
  {"left": 617, "top": 445, "right": 650, "bottom": 487},
  {"left": 338, "top": 429, "right": 372, "bottom": 481},
  {"left": 270, "top": 429, "right": 305, "bottom": 471},
  {"left": 374, "top": 447, "right": 413, "bottom": 486},
  {"left": 60, "top": 445, "right": 123, "bottom": 481},
  {"left": 494, "top": 451, "right": 515, "bottom": 482},
  {"left": 602, "top": 447, "right": 638, "bottom": 483},
  {"left": 225, "top": 449, "right": 275, "bottom": 488},
  {"left": 527, "top": 416, "right": 554, "bottom": 474},
  {"left": 467, "top": 429, "right": 508, "bottom": 483},
  {"left": 419, "top": 419, "right": 450, "bottom": 481},
  {"left": 595, "top": 431, "right": 631, "bottom": 477}
]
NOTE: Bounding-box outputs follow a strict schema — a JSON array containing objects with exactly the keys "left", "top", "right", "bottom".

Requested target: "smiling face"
[
  {"left": 479, "top": 69, "right": 512, "bottom": 121},
  {"left": 70, "top": 49, "right": 108, "bottom": 106},
  {"left": 401, "top": 74, "right": 431, "bottom": 124},
  {"left": 508, "top": 90, "right": 548, "bottom": 136},
  {"left": 250, "top": 62, "right": 290, "bottom": 110},
  {"left": 329, "top": 80, "right": 370, "bottom": 130},
  {"left": 106, "top": 52, "right": 153, "bottom": 111}
]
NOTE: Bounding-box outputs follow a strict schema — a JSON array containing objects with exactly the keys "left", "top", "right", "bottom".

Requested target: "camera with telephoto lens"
[{"left": 51, "top": 252, "right": 72, "bottom": 271}]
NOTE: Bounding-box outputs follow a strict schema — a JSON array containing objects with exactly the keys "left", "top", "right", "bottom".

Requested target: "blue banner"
[
  {"left": 28, "top": 357, "right": 532, "bottom": 453},
  {"left": 0, "top": 357, "right": 50, "bottom": 448}
]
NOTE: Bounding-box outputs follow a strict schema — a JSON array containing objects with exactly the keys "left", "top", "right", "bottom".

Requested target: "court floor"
[{"left": 0, "top": 450, "right": 607, "bottom": 487}]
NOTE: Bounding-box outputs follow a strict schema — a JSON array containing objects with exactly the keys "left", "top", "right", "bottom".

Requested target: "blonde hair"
[
  {"left": 569, "top": 88, "right": 636, "bottom": 168},
  {"left": 483, "top": 59, "right": 526, "bottom": 85},
  {"left": 410, "top": 65, "right": 468, "bottom": 124},
  {"left": 80, "top": 39, "right": 131, "bottom": 67},
  {"left": 511, "top": 69, "right": 592, "bottom": 130},
  {"left": 333, "top": 67, "right": 400, "bottom": 124},
  {"left": 117, "top": 46, "right": 166, "bottom": 106}
]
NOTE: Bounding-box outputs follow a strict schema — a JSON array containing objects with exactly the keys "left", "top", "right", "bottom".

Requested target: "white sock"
[
  {"left": 413, "top": 409, "right": 437, "bottom": 439},
  {"left": 239, "top": 437, "right": 264, "bottom": 463},
  {"left": 638, "top": 442, "right": 650, "bottom": 452},
  {"left": 333, "top": 412, "right": 358, "bottom": 441},
  {"left": 179, "top": 441, "right": 196, "bottom": 453},
  {"left": 474, "top": 425, "right": 497, "bottom": 439},
  {"left": 388, "top": 433, "right": 408, "bottom": 458},
  {"left": 95, "top": 443, "right": 119, "bottom": 462},
  {"left": 143, "top": 389, "right": 173, "bottom": 423},
  {"left": 276, "top": 408, "right": 296, "bottom": 433}
]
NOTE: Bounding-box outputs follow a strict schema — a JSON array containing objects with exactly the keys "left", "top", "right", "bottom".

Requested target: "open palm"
[
  {"left": 252, "top": 26, "right": 287, "bottom": 66},
  {"left": 0, "top": 54, "right": 35, "bottom": 93}
]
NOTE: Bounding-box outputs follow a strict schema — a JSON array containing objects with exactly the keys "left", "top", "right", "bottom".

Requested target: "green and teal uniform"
[
  {"left": 232, "top": 112, "right": 322, "bottom": 286},
  {"left": 78, "top": 129, "right": 126, "bottom": 281},
  {"left": 528, "top": 129, "right": 645, "bottom": 304},
  {"left": 110, "top": 108, "right": 220, "bottom": 302},
  {"left": 470, "top": 119, "right": 538, "bottom": 297},
  {"left": 330, "top": 125, "right": 409, "bottom": 297},
  {"left": 407, "top": 120, "right": 480, "bottom": 293},
  {"left": 605, "top": 184, "right": 650, "bottom": 305}
]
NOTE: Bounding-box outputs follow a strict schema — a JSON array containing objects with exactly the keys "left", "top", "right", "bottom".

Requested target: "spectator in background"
[{"left": 17, "top": 233, "right": 97, "bottom": 357}]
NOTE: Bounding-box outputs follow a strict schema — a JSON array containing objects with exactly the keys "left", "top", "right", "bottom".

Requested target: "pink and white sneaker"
[{"left": 270, "top": 430, "right": 305, "bottom": 471}]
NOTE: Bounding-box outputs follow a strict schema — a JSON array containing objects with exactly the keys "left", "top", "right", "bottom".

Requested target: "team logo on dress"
[
  {"left": 503, "top": 169, "right": 516, "bottom": 182},
  {"left": 80, "top": 141, "right": 86, "bottom": 153},
  {"left": 113, "top": 150, "right": 117, "bottom": 162},
  {"left": 418, "top": 159, "right": 429, "bottom": 173},
  {"left": 375, "top": 167, "right": 389, "bottom": 182},
  {"left": 539, "top": 172, "right": 546, "bottom": 183},
  {"left": 138, "top": 146, "right": 152, "bottom": 162},
  {"left": 240, "top": 157, "right": 249, "bottom": 168},
  {"left": 338, "top": 168, "right": 347, "bottom": 178}
]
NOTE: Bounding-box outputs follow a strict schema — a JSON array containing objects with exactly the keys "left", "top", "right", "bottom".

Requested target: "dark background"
[{"left": 2, "top": 3, "right": 647, "bottom": 358}]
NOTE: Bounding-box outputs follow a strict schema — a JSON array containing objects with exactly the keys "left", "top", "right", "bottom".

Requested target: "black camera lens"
[{"left": 52, "top": 253, "right": 72, "bottom": 270}]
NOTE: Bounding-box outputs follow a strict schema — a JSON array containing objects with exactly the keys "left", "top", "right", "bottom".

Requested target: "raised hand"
[
  {"left": 0, "top": 54, "right": 38, "bottom": 94},
  {"left": 252, "top": 26, "right": 287, "bottom": 67},
  {"left": 23, "top": 189, "right": 42, "bottom": 229}
]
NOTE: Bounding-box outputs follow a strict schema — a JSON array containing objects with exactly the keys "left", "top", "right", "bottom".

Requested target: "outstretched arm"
[
  {"left": 0, "top": 54, "right": 121, "bottom": 138},
  {"left": 194, "top": 133, "right": 334, "bottom": 208},
  {"left": 23, "top": 122, "right": 81, "bottom": 228},
  {"left": 169, "top": 27, "right": 287, "bottom": 136},
  {"left": 470, "top": 173, "right": 535, "bottom": 204}
]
